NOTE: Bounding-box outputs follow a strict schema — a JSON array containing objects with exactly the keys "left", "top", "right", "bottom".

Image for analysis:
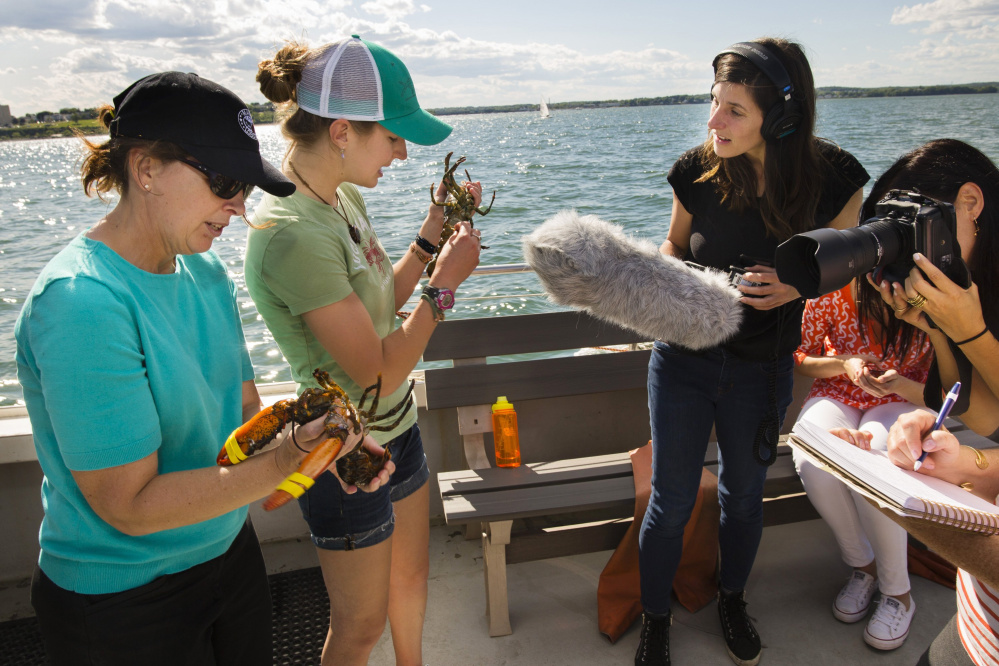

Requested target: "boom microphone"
[{"left": 522, "top": 210, "right": 743, "bottom": 351}]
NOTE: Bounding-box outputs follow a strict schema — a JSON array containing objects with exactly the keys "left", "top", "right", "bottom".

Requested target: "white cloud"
[
  {"left": 361, "top": 0, "right": 420, "bottom": 18},
  {"left": 891, "top": 0, "right": 999, "bottom": 34}
]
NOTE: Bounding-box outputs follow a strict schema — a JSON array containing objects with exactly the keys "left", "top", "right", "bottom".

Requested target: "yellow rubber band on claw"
[
  {"left": 224, "top": 431, "right": 248, "bottom": 464},
  {"left": 274, "top": 472, "right": 316, "bottom": 499}
]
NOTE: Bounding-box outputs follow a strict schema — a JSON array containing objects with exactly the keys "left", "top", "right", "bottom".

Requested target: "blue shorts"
[{"left": 297, "top": 423, "right": 429, "bottom": 551}]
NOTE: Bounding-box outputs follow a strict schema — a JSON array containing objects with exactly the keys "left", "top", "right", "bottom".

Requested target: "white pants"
[{"left": 792, "top": 397, "right": 929, "bottom": 597}]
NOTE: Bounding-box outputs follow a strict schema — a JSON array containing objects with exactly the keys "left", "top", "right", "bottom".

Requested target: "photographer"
[
  {"left": 636, "top": 37, "right": 868, "bottom": 666},
  {"left": 820, "top": 140, "right": 999, "bottom": 665},
  {"left": 865, "top": 139, "right": 999, "bottom": 436}
]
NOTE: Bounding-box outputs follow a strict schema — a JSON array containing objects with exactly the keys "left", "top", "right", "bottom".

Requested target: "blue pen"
[{"left": 914, "top": 381, "right": 961, "bottom": 471}]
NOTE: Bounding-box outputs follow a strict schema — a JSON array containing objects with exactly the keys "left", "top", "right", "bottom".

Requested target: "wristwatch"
[{"left": 421, "top": 285, "right": 454, "bottom": 321}]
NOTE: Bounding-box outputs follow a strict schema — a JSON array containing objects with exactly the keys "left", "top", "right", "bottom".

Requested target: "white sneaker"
[
  {"left": 864, "top": 595, "right": 915, "bottom": 650},
  {"left": 833, "top": 570, "right": 877, "bottom": 623}
]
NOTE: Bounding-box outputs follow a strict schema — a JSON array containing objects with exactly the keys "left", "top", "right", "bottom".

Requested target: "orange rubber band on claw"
[
  {"left": 224, "top": 431, "right": 247, "bottom": 464},
  {"left": 274, "top": 472, "right": 316, "bottom": 499}
]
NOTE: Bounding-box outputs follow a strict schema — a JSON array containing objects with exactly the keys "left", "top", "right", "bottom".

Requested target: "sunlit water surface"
[{"left": 2, "top": 95, "right": 997, "bottom": 405}]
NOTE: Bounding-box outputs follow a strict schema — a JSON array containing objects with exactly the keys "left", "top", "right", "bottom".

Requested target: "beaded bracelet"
[
  {"left": 409, "top": 242, "right": 432, "bottom": 265},
  {"left": 955, "top": 326, "right": 989, "bottom": 346},
  {"left": 414, "top": 234, "right": 437, "bottom": 255}
]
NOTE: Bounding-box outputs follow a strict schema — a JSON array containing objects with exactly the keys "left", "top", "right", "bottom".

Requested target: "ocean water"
[{"left": 1, "top": 95, "right": 997, "bottom": 406}]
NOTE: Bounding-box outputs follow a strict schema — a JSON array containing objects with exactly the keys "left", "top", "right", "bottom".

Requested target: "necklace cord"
[{"left": 288, "top": 162, "right": 361, "bottom": 244}]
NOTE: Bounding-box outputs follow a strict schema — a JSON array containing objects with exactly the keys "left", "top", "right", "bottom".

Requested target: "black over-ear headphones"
[{"left": 713, "top": 41, "right": 802, "bottom": 141}]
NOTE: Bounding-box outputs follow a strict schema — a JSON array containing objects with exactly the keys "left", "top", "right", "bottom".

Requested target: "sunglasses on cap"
[{"left": 179, "top": 159, "right": 255, "bottom": 200}]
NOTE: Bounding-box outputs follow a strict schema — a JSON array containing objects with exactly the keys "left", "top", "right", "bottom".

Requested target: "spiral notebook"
[{"left": 788, "top": 420, "right": 999, "bottom": 535}]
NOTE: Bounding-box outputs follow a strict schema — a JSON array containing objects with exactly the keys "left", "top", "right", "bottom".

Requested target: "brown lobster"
[
  {"left": 426, "top": 151, "right": 495, "bottom": 277},
  {"left": 217, "top": 369, "right": 414, "bottom": 511}
]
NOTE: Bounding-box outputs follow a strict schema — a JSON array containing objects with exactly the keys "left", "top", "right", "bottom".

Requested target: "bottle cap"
[{"left": 492, "top": 396, "right": 514, "bottom": 412}]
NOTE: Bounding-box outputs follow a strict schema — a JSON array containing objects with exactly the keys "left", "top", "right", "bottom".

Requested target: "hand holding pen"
[{"left": 913, "top": 381, "right": 961, "bottom": 471}]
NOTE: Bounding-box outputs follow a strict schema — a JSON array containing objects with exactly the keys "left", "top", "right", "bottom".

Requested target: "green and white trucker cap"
[{"left": 297, "top": 35, "right": 452, "bottom": 146}]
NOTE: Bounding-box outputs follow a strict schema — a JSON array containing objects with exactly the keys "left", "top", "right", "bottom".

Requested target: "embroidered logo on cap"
[{"left": 237, "top": 109, "right": 256, "bottom": 140}]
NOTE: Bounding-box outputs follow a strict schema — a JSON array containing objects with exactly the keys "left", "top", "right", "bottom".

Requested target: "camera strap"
[
  {"left": 752, "top": 356, "right": 780, "bottom": 467},
  {"left": 751, "top": 301, "right": 790, "bottom": 466}
]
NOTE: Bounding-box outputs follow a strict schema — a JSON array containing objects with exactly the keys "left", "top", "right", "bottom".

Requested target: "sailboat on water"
[{"left": 539, "top": 97, "right": 552, "bottom": 119}]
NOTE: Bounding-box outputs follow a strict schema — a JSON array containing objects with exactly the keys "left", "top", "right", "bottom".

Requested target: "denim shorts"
[{"left": 297, "top": 423, "right": 429, "bottom": 551}]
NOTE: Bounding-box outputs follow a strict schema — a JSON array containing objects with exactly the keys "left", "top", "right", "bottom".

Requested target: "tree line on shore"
[{"left": 2, "top": 84, "right": 996, "bottom": 140}]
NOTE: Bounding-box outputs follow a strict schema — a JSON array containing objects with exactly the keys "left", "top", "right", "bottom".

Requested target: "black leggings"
[
  {"left": 31, "top": 520, "right": 272, "bottom": 666},
  {"left": 917, "top": 613, "right": 976, "bottom": 666}
]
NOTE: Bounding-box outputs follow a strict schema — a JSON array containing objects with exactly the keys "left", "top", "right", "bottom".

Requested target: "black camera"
[{"left": 774, "top": 190, "right": 970, "bottom": 299}]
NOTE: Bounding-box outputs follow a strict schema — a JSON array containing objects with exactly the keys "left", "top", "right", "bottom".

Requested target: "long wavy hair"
[
  {"left": 857, "top": 139, "right": 999, "bottom": 358},
  {"left": 696, "top": 37, "right": 825, "bottom": 241}
]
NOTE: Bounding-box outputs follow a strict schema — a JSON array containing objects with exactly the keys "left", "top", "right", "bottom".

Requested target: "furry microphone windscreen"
[{"left": 522, "top": 209, "right": 743, "bottom": 351}]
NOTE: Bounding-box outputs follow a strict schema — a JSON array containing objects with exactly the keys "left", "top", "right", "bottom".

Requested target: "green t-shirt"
[{"left": 245, "top": 184, "right": 415, "bottom": 443}]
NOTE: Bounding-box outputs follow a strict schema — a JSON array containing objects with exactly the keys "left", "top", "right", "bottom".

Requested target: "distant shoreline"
[
  {"left": 428, "top": 83, "right": 998, "bottom": 116},
  {"left": 2, "top": 83, "right": 996, "bottom": 141}
]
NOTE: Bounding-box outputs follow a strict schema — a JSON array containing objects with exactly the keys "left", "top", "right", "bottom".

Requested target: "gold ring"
[
  {"left": 906, "top": 294, "right": 928, "bottom": 309},
  {"left": 893, "top": 305, "right": 909, "bottom": 314}
]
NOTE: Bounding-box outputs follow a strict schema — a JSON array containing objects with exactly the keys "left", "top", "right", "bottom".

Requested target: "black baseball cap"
[{"left": 109, "top": 72, "right": 295, "bottom": 197}]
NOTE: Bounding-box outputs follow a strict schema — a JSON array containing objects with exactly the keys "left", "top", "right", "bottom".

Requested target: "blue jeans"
[{"left": 639, "top": 342, "right": 793, "bottom": 614}]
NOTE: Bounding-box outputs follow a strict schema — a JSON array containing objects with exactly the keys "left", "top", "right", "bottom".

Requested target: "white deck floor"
[
  {"left": 365, "top": 518, "right": 956, "bottom": 666},
  {"left": 0, "top": 517, "right": 957, "bottom": 665}
]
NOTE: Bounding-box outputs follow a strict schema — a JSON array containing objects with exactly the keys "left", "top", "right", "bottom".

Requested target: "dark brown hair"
[
  {"left": 696, "top": 37, "right": 824, "bottom": 241},
  {"left": 857, "top": 139, "right": 999, "bottom": 358},
  {"left": 78, "top": 105, "right": 187, "bottom": 201},
  {"left": 257, "top": 41, "right": 377, "bottom": 148}
]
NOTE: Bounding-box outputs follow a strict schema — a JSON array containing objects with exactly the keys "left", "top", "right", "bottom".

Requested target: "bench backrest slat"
[
  {"left": 424, "top": 349, "right": 651, "bottom": 410},
  {"left": 423, "top": 311, "right": 647, "bottom": 362}
]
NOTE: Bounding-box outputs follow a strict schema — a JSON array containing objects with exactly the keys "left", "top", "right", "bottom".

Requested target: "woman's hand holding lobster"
[
  {"left": 273, "top": 416, "right": 393, "bottom": 495},
  {"left": 428, "top": 220, "right": 481, "bottom": 289}
]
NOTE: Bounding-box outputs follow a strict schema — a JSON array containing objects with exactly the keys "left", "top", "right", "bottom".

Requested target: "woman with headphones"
[{"left": 636, "top": 38, "right": 869, "bottom": 666}]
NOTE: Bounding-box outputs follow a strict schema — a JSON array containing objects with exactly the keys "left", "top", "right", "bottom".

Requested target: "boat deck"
[{"left": 0, "top": 517, "right": 956, "bottom": 665}]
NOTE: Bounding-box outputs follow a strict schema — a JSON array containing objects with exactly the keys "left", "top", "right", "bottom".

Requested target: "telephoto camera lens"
[{"left": 774, "top": 221, "right": 907, "bottom": 299}]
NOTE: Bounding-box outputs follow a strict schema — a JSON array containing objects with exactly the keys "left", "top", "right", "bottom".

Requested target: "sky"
[{"left": 0, "top": 0, "right": 997, "bottom": 116}]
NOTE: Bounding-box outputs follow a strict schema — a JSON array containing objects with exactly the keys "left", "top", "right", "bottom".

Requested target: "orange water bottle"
[{"left": 491, "top": 396, "right": 521, "bottom": 468}]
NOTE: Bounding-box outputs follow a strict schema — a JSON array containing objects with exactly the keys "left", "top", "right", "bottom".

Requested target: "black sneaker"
[
  {"left": 635, "top": 611, "right": 671, "bottom": 666},
  {"left": 717, "top": 590, "right": 761, "bottom": 666}
]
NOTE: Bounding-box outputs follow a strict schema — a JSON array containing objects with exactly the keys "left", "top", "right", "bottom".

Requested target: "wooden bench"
[{"left": 423, "top": 310, "right": 817, "bottom": 636}]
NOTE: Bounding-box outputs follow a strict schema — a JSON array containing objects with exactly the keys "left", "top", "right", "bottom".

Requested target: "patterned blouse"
[{"left": 793, "top": 285, "right": 933, "bottom": 409}]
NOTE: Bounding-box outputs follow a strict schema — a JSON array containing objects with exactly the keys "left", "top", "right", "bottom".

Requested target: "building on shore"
[{"left": 0, "top": 105, "right": 11, "bottom": 127}]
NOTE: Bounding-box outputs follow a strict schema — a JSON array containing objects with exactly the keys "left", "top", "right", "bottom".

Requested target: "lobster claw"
[
  {"left": 262, "top": 434, "right": 349, "bottom": 511},
  {"left": 216, "top": 400, "right": 295, "bottom": 466}
]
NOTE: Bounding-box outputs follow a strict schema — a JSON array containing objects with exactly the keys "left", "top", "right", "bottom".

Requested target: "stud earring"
[{"left": 144, "top": 184, "right": 151, "bottom": 190}]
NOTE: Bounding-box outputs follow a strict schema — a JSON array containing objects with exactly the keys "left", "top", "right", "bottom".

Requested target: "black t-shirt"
[{"left": 667, "top": 141, "right": 870, "bottom": 360}]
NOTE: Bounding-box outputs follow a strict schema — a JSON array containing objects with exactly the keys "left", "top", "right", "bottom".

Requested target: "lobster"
[
  {"left": 426, "top": 151, "right": 494, "bottom": 277},
  {"left": 217, "top": 369, "right": 414, "bottom": 511}
]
